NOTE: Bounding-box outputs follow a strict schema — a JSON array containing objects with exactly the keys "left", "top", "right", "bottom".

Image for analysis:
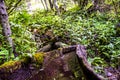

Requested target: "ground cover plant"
[{"left": 0, "top": 0, "right": 120, "bottom": 80}]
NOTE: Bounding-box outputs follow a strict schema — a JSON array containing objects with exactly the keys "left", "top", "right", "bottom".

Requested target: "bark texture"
[
  {"left": 53, "top": 0, "right": 60, "bottom": 15},
  {"left": 0, "top": 0, "right": 17, "bottom": 57}
]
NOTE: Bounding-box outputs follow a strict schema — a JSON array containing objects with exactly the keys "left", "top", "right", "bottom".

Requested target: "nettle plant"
[
  {"left": 52, "top": 12, "right": 120, "bottom": 67},
  {"left": 9, "top": 10, "right": 36, "bottom": 55},
  {"left": 31, "top": 10, "right": 119, "bottom": 64}
]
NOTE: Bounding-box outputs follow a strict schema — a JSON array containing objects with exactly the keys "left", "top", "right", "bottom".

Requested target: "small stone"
[{"left": 107, "top": 72, "right": 112, "bottom": 77}]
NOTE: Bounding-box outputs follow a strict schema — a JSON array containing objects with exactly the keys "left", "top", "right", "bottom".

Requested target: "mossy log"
[
  {"left": 0, "top": 45, "right": 104, "bottom": 80},
  {"left": 0, "top": 53, "right": 44, "bottom": 80},
  {"left": 0, "top": 60, "right": 22, "bottom": 79}
]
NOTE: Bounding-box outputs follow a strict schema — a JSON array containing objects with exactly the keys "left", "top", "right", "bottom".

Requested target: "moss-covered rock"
[
  {"left": 0, "top": 60, "right": 21, "bottom": 73},
  {"left": 33, "top": 52, "right": 44, "bottom": 65}
]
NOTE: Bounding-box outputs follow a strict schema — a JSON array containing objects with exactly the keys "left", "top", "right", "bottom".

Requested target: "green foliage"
[
  {"left": 0, "top": 10, "right": 36, "bottom": 64},
  {"left": 9, "top": 10, "right": 36, "bottom": 55},
  {"left": 0, "top": 27, "right": 11, "bottom": 64},
  {"left": 0, "top": 1, "right": 120, "bottom": 76},
  {"left": 28, "top": 7, "right": 120, "bottom": 69},
  {"left": 0, "top": 48, "right": 9, "bottom": 64}
]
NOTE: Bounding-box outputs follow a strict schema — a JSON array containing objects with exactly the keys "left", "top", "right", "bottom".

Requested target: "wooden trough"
[{"left": 0, "top": 45, "right": 103, "bottom": 80}]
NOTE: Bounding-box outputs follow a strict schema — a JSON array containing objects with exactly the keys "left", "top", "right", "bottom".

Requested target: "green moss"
[
  {"left": 33, "top": 52, "right": 44, "bottom": 65},
  {"left": 0, "top": 60, "right": 21, "bottom": 72}
]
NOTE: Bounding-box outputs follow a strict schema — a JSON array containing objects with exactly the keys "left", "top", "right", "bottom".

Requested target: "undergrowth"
[{"left": 0, "top": 7, "right": 120, "bottom": 72}]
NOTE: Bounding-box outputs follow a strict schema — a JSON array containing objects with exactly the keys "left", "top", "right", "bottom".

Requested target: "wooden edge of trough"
[
  {"left": 0, "top": 45, "right": 105, "bottom": 80},
  {"left": 57, "top": 45, "right": 104, "bottom": 80}
]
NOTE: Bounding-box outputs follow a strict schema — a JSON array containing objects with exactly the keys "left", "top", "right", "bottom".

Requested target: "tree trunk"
[
  {"left": 0, "top": 0, "right": 17, "bottom": 57},
  {"left": 41, "top": 0, "right": 46, "bottom": 10},
  {"left": 53, "top": 0, "right": 60, "bottom": 15},
  {"left": 44, "top": 0, "right": 49, "bottom": 11},
  {"left": 48, "top": 0, "right": 53, "bottom": 10}
]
